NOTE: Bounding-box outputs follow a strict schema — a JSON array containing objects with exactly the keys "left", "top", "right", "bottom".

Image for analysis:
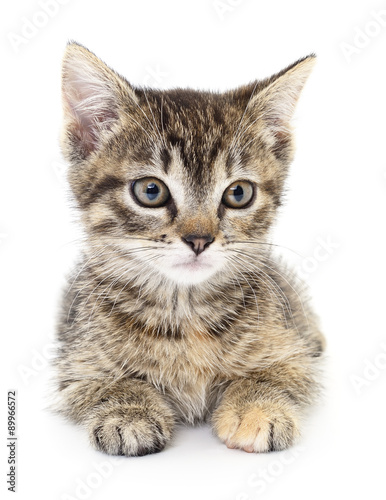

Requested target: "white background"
[{"left": 1, "top": 0, "right": 386, "bottom": 499}]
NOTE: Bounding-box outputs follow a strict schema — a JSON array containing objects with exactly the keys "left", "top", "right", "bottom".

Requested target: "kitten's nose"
[{"left": 182, "top": 234, "right": 214, "bottom": 256}]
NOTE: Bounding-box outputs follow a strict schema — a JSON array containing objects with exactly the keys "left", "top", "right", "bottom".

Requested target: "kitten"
[{"left": 54, "top": 42, "right": 325, "bottom": 456}]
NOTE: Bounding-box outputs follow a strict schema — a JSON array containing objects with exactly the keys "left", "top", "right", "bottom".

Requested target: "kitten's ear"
[
  {"left": 248, "top": 55, "right": 316, "bottom": 155},
  {"left": 61, "top": 42, "right": 137, "bottom": 161}
]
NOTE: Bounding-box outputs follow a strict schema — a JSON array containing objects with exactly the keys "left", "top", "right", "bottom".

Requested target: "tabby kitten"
[{"left": 54, "top": 42, "right": 325, "bottom": 456}]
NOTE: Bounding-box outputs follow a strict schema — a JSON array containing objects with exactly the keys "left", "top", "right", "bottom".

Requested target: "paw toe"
[
  {"left": 88, "top": 408, "right": 170, "bottom": 456},
  {"left": 214, "top": 404, "right": 298, "bottom": 453}
]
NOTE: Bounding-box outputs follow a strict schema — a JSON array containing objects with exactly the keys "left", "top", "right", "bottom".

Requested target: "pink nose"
[{"left": 182, "top": 235, "right": 214, "bottom": 256}]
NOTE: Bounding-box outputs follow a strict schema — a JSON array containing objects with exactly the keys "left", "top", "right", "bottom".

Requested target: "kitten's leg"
[
  {"left": 57, "top": 378, "right": 175, "bottom": 456},
  {"left": 212, "top": 362, "right": 319, "bottom": 452}
]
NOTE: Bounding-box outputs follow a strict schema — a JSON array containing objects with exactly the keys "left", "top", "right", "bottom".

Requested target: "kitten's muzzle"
[{"left": 182, "top": 234, "right": 214, "bottom": 256}]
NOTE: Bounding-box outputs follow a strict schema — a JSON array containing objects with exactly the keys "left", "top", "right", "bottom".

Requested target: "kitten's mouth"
[
  {"left": 174, "top": 259, "right": 212, "bottom": 271},
  {"left": 156, "top": 251, "right": 223, "bottom": 285}
]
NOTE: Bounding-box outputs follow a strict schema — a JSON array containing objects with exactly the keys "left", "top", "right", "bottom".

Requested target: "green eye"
[
  {"left": 222, "top": 181, "right": 254, "bottom": 208},
  {"left": 132, "top": 177, "right": 170, "bottom": 208}
]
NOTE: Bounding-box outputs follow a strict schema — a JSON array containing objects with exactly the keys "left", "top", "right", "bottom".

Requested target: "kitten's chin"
[
  {"left": 162, "top": 263, "right": 219, "bottom": 285},
  {"left": 155, "top": 256, "right": 224, "bottom": 286}
]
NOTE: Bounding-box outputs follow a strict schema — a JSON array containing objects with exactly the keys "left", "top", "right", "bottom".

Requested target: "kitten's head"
[{"left": 61, "top": 42, "right": 315, "bottom": 286}]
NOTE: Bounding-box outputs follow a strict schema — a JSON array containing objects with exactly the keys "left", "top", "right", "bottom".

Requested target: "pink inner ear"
[{"left": 63, "top": 68, "right": 119, "bottom": 156}]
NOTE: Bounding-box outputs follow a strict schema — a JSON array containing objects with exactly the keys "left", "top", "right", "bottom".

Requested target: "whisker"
[
  {"left": 228, "top": 249, "right": 298, "bottom": 329},
  {"left": 226, "top": 256, "right": 259, "bottom": 326},
  {"left": 223, "top": 259, "right": 247, "bottom": 310},
  {"left": 228, "top": 239, "right": 305, "bottom": 260},
  {"left": 66, "top": 244, "right": 115, "bottom": 296},
  {"left": 233, "top": 246, "right": 307, "bottom": 313},
  {"left": 108, "top": 254, "right": 163, "bottom": 317},
  {"left": 228, "top": 252, "right": 288, "bottom": 327},
  {"left": 256, "top": 259, "right": 310, "bottom": 328},
  {"left": 68, "top": 246, "right": 161, "bottom": 323}
]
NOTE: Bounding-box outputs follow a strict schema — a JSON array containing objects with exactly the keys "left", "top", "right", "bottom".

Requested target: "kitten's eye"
[
  {"left": 132, "top": 178, "right": 170, "bottom": 208},
  {"left": 222, "top": 181, "right": 254, "bottom": 208}
]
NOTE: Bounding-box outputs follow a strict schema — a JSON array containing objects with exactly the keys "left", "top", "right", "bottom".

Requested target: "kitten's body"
[
  {"left": 55, "top": 43, "right": 325, "bottom": 455},
  {"left": 59, "top": 252, "right": 322, "bottom": 424}
]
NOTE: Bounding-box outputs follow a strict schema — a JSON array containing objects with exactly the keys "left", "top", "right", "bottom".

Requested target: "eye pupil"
[
  {"left": 146, "top": 183, "right": 159, "bottom": 200},
  {"left": 231, "top": 185, "right": 244, "bottom": 202}
]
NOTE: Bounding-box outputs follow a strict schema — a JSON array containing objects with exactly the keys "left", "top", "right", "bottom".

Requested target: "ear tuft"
[{"left": 61, "top": 42, "right": 135, "bottom": 161}]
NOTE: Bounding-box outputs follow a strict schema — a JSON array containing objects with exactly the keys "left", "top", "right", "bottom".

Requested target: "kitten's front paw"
[
  {"left": 87, "top": 405, "right": 174, "bottom": 456},
  {"left": 212, "top": 400, "right": 299, "bottom": 453}
]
